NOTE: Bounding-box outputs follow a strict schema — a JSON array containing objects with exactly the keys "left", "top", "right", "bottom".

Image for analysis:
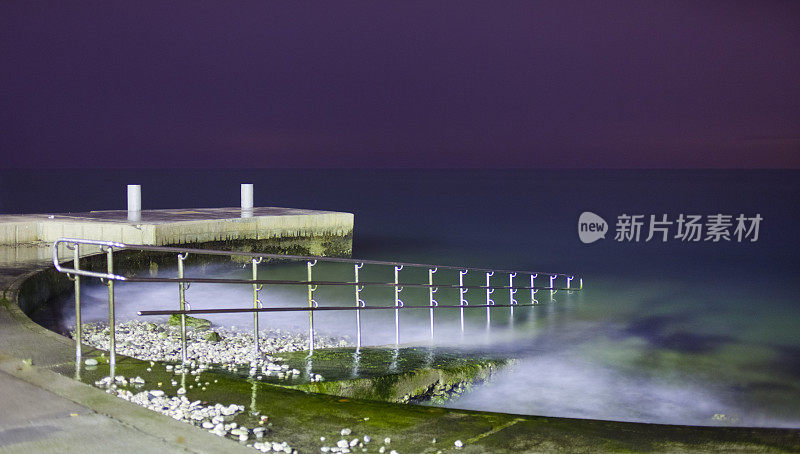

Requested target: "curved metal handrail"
[
  {"left": 52, "top": 237, "right": 583, "bottom": 365},
  {"left": 52, "top": 238, "right": 577, "bottom": 279}
]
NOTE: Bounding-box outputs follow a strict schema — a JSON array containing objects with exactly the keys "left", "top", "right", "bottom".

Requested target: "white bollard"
[
  {"left": 241, "top": 184, "right": 254, "bottom": 210},
  {"left": 127, "top": 185, "right": 141, "bottom": 221}
]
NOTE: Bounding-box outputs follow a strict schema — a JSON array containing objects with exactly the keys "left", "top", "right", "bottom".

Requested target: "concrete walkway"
[
  {"left": 0, "top": 361, "right": 248, "bottom": 453},
  {"left": 0, "top": 243, "right": 252, "bottom": 453}
]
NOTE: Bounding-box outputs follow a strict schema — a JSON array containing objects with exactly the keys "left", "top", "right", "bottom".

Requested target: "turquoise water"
[
  {"left": 440, "top": 276, "right": 800, "bottom": 427},
  {"left": 12, "top": 169, "right": 800, "bottom": 427}
]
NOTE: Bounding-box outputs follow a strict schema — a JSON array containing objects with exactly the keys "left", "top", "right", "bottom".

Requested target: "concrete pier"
[{"left": 0, "top": 207, "right": 353, "bottom": 257}]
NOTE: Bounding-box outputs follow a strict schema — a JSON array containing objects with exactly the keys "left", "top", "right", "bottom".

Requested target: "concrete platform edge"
[{"left": 0, "top": 354, "right": 253, "bottom": 454}]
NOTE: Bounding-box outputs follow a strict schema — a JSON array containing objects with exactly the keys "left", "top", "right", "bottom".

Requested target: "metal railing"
[{"left": 53, "top": 238, "right": 582, "bottom": 366}]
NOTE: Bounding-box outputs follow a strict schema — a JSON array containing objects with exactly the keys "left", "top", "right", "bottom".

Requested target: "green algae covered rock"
[
  {"left": 204, "top": 331, "right": 222, "bottom": 342},
  {"left": 167, "top": 314, "right": 212, "bottom": 330}
]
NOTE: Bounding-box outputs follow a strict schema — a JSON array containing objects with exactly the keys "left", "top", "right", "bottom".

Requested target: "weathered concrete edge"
[
  {"left": 0, "top": 210, "right": 354, "bottom": 246},
  {"left": 1, "top": 266, "right": 80, "bottom": 353}
]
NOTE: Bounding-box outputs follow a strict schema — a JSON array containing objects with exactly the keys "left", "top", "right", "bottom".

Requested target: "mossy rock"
[
  {"left": 204, "top": 331, "right": 222, "bottom": 342},
  {"left": 167, "top": 314, "right": 212, "bottom": 330},
  {"left": 277, "top": 347, "right": 510, "bottom": 403}
]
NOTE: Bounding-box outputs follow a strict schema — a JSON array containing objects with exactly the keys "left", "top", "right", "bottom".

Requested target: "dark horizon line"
[{"left": 2, "top": 166, "right": 799, "bottom": 171}]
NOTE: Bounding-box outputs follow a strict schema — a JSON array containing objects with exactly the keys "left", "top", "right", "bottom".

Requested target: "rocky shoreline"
[
  {"left": 92, "top": 366, "right": 420, "bottom": 454},
  {"left": 73, "top": 320, "right": 477, "bottom": 453},
  {"left": 74, "top": 318, "right": 350, "bottom": 368},
  {"left": 76, "top": 320, "right": 400, "bottom": 453}
]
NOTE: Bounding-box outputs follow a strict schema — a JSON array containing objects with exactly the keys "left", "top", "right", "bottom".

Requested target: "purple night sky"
[{"left": 1, "top": 1, "right": 798, "bottom": 169}]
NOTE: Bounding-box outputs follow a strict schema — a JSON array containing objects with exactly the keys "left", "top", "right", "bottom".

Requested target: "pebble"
[
  {"left": 78, "top": 320, "right": 342, "bottom": 454},
  {"left": 455, "top": 439, "right": 463, "bottom": 448},
  {"left": 73, "top": 320, "right": 350, "bottom": 365}
]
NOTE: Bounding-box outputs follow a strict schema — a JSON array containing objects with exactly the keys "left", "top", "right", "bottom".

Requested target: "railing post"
[
  {"left": 178, "top": 253, "right": 188, "bottom": 364},
  {"left": 567, "top": 275, "right": 573, "bottom": 291},
  {"left": 393, "top": 265, "right": 403, "bottom": 345},
  {"left": 550, "top": 274, "right": 556, "bottom": 300},
  {"left": 307, "top": 260, "right": 316, "bottom": 354},
  {"left": 580, "top": 277, "right": 583, "bottom": 290},
  {"left": 354, "top": 263, "right": 363, "bottom": 350},
  {"left": 105, "top": 246, "right": 116, "bottom": 368},
  {"left": 509, "top": 272, "right": 517, "bottom": 321},
  {"left": 530, "top": 273, "right": 538, "bottom": 305},
  {"left": 69, "top": 243, "right": 82, "bottom": 360},
  {"left": 252, "top": 258, "right": 263, "bottom": 360},
  {"left": 485, "top": 271, "right": 494, "bottom": 330},
  {"left": 428, "top": 268, "right": 437, "bottom": 340},
  {"left": 459, "top": 270, "right": 468, "bottom": 333}
]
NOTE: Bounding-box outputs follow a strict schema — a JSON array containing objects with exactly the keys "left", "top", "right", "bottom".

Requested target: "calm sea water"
[{"left": 4, "top": 169, "right": 800, "bottom": 427}]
